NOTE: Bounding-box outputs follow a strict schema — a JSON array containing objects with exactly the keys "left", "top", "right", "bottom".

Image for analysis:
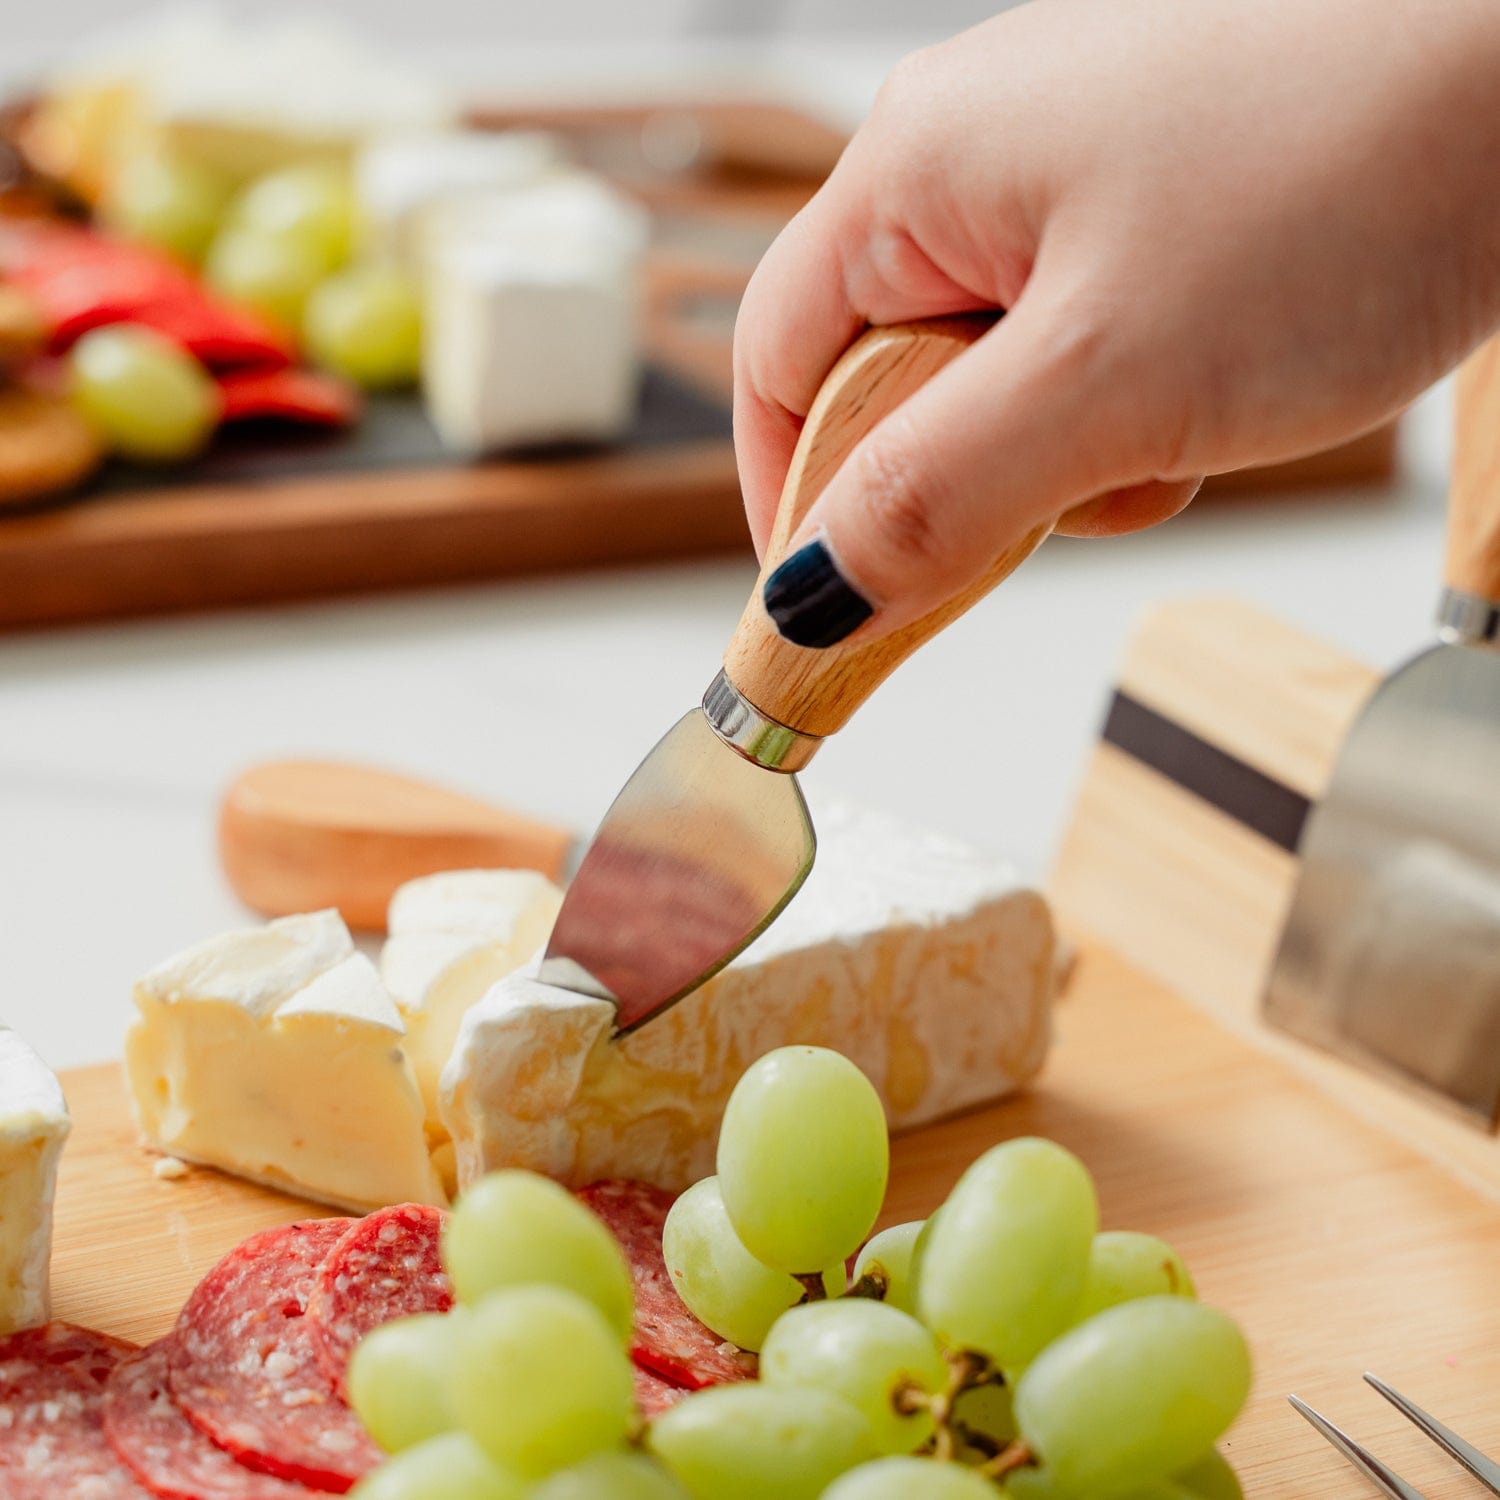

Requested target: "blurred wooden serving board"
[{"left": 53, "top": 940, "right": 1500, "bottom": 1498}]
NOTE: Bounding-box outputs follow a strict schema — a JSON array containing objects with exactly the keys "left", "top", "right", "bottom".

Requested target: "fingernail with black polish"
[{"left": 763, "top": 538, "right": 874, "bottom": 648}]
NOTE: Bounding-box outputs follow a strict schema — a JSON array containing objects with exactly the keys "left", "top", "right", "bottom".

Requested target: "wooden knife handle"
[
  {"left": 1447, "top": 336, "right": 1500, "bottom": 603},
  {"left": 722, "top": 316, "right": 1051, "bottom": 738}
]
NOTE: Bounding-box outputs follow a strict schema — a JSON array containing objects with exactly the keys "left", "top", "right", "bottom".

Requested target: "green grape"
[
  {"left": 205, "top": 228, "right": 325, "bottom": 332},
  {"left": 348, "top": 1432, "right": 523, "bottom": 1500},
  {"left": 1010, "top": 1298, "right": 1252, "bottom": 1500},
  {"left": 822, "top": 1457, "right": 1000, "bottom": 1500},
  {"left": 1174, "top": 1450, "right": 1243, "bottom": 1500},
  {"left": 917, "top": 1138, "right": 1097, "bottom": 1369},
  {"left": 303, "top": 265, "right": 421, "bottom": 390},
  {"left": 530, "top": 1450, "right": 691, "bottom": 1499},
  {"left": 951, "top": 1380, "right": 1016, "bottom": 1462},
  {"left": 102, "top": 152, "right": 229, "bottom": 263},
  {"left": 230, "top": 164, "right": 354, "bottom": 272},
  {"left": 647, "top": 1384, "right": 874, "bottom": 1500},
  {"left": 851, "top": 1221, "right": 924, "bottom": 1313},
  {"left": 69, "top": 324, "right": 219, "bottom": 462},
  {"left": 661, "top": 1177, "right": 842, "bottom": 1352},
  {"left": 442, "top": 1170, "right": 633, "bottom": 1342},
  {"left": 717, "top": 1047, "right": 889, "bottom": 1273},
  {"left": 347, "top": 1311, "right": 463, "bottom": 1453},
  {"left": 450, "top": 1285, "right": 635, "bottom": 1481},
  {"left": 759, "top": 1299, "right": 945, "bottom": 1456},
  {"left": 1075, "top": 1232, "right": 1196, "bottom": 1323}
]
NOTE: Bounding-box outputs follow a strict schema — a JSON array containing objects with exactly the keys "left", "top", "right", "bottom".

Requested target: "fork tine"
[
  {"left": 1364, "top": 1374, "right": 1500, "bottom": 1495},
  {"left": 1288, "top": 1395, "right": 1431, "bottom": 1500}
]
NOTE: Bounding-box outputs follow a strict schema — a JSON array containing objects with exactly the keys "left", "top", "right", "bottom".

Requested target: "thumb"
[{"left": 760, "top": 289, "right": 1196, "bottom": 649}]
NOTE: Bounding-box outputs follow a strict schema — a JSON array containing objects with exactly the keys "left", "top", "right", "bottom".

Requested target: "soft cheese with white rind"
[
  {"left": 440, "top": 804, "right": 1055, "bottom": 1192},
  {"left": 0, "top": 1027, "right": 70, "bottom": 1335},
  {"left": 127, "top": 909, "right": 443, "bottom": 1213},
  {"left": 381, "top": 869, "right": 564, "bottom": 1132}
]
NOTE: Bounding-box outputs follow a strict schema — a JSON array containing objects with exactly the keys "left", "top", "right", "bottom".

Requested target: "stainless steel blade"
[
  {"left": 538, "top": 706, "right": 816, "bottom": 1033},
  {"left": 1265, "top": 639, "right": 1500, "bottom": 1125}
]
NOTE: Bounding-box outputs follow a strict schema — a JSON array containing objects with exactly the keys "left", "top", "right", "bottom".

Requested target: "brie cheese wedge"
[
  {"left": 380, "top": 869, "right": 564, "bottom": 1132},
  {"left": 126, "top": 910, "right": 443, "bottom": 1213},
  {"left": 440, "top": 804, "right": 1056, "bottom": 1193},
  {"left": 0, "top": 1026, "right": 70, "bottom": 1335}
]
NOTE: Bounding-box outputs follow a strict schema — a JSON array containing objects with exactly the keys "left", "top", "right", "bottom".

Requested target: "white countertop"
[{"left": 0, "top": 380, "right": 1455, "bottom": 1072}]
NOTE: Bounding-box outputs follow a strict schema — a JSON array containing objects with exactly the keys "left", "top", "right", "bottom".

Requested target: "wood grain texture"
[
  {"left": 52, "top": 944, "right": 1500, "bottom": 1497},
  {"left": 1447, "top": 337, "right": 1500, "bottom": 600},
  {"left": 1052, "top": 594, "right": 1500, "bottom": 1198},
  {"left": 722, "top": 317, "right": 1050, "bottom": 736},
  {"left": 218, "top": 761, "right": 574, "bottom": 931}
]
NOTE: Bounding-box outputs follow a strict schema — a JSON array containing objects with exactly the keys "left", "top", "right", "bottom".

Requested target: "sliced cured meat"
[
  {"left": 167, "top": 1220, "right": 380, "bottom": 1494},
  {"left": 104, "top": 1342, "right": 319, "bottom": 1500},
  {"left": 632, "top": 1365, "right": 687, "bottom": 1420},
  {"left": 215, "top": 368, "right": 359, "bottom": 426},
  {"left": 306, "top": 1204, "right": 452, "bottom": 1391},
  {"left": 576, "top": 1180, "right": 754, "bottom": 1390},
  {"left": 0, "top": 1321, "right": 150, "bottom": 1499}
]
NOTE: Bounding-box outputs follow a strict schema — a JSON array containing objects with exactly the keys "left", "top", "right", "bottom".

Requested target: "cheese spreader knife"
[
  {"left": 540, "top": 316, "right": 1051, "bottom": 1033},
  {"left": 1265, "top": 336, "right": 1500, "bottom": 1125}
]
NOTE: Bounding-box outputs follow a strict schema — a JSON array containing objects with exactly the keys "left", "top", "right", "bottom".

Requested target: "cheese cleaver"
[
  {"left": 1265, "top": 337, "right": 1500, "bottom": 1125},
  {"left": 539, "top": 317, "right": 1050, "bottom": 1032}
]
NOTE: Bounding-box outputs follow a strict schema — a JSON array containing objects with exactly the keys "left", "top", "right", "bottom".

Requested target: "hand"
[{"left": 734, "top": 0, "right": 1500, "bottom": 646}]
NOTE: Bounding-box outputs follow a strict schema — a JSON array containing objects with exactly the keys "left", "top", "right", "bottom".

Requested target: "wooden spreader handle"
[
  {"left": 722, "top": 317, "right": 1051, "bottom": 739},
  {"left": 1447, "top": 336, "right": 1500, "bottom": 603}
]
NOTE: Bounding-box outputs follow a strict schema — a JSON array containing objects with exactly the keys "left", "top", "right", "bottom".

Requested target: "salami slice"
[
  {"left": 576, "top": 1180, "right": 754, "bottom": 1389},
  {"left": 306, "top": 1205, "right": 452, "bottom": 1392},
  {"left": 632, "top": 1365, "right": 687, "bottom": 1419},
  {"left": 104, "top": 1343, "right": 319, "bottom": 1500},
  {"left": 0, "top": 1321, "right": 151, "bottom": 1499},
  {"left": 167, "top": 1220, "right": 381, "bottom": 1493}
]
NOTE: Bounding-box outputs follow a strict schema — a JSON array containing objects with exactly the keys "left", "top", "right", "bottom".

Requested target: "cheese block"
[
  {"left": 0, "top": 1027, "right": 70, "bottom": 1335},
  {"left": 355, "top": 130, "right": 566, "bottom": 266},
  {"left": 420, "top": 172, "right": 650, "bottom": 452},
  {"left": 126, "top": 910, "right": 444, "bottom": 1213},
  {"left": 380, "top": 869, "right": 564, "bottom": 1132},
  {"left": 440, "top": 804, "right": 1056, "bottom": 1192}
]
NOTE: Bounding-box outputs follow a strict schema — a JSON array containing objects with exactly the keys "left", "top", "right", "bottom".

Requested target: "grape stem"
[
  {"left": 794, "top": 1272, "right": 829, "bottom": 1303},
  {"left": 846, "top": 1267, "right": 889, "bottom": 1301},
  {"left": 979, "top": 1441, "right": 1036, "bottom": 1480},
  {"left": 928, "top": 1348, "right": 1002, "bottom": 1463}
]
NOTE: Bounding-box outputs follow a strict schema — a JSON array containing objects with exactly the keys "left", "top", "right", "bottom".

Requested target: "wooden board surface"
[{"left": 53, "top": 940, "right": 1500, "bottom": 1497}]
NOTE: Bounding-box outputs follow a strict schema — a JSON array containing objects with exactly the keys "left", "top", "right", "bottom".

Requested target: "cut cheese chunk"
[
  {"left": 440, "top": 804, "right": 1055, "bottom": 1192},
  {"left": 126, "top": 910, "right": 443, "bottom": 1213},
  {"left": 0, "top": 1027, "right": 70, "bottom": 1335},
  {"left": 381, "top": 869, "right": 564, "bottom": 1131}
]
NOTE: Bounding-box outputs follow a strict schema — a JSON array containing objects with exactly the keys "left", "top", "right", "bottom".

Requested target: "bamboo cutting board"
[{"left": 50, "top": 941, "right": 1500, "bottom": 1498}]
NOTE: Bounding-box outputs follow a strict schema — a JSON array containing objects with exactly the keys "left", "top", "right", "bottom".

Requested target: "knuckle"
[{"left": 846, "top": 416, "right": 957, "bottom": 578}]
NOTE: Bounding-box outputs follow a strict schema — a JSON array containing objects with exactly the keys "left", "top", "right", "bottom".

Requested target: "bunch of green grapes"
[{"left": 344, "top": 1045, "right": 1251, "bottom": 1500}]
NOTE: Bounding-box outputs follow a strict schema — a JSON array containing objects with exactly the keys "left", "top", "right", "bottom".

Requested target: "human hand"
[{"left": 735, "top": 0, "right": 1500, "bottom": 647}]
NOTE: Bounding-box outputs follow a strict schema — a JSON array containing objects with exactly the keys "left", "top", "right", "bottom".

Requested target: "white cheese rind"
[
  {"left": 381, "top": 870, "right": 564, "bottom": 1134},
  {"left": 0, "top": 1027, "right": 70, "bottom": 1335},
  {"left": 440, "top": 804, "right": 1055, "bottom": 1192},
  {"left": 420, "top": 173, "right": 649, "bottom": 452},
  {"left": 127, "top": 912, "right": 443, "bottom": 1213}
]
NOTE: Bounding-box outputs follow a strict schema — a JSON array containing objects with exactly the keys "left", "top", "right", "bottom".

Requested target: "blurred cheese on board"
[
  {"left": 355, "top": 130, "right": 566, "bottom": 266},
  {"left": 0, "top": 1027, "right": 70, "bottom": 1335},
  {"left": 441, "top": 804, "right": 1056, "bottom": 1192},
  {"left": 126, "top": 909, "right": 444, "bottom": 1213},
  {"left": 381, "top": 869, "right": 564, "bottom": 1133},
  {"left": 420, "top": 173, "right": 650, "bottom": 452}
]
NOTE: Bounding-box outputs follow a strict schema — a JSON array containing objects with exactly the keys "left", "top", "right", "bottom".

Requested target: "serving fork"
[{"left": 1290, "top": 1375, "right": 1500, "bottom": 1498}]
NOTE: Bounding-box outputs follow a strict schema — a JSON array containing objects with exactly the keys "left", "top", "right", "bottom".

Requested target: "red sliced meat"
[
  {"left": 104, "top": 1342, "right": 319, "bottom": 1500},
  {"left": 216, "top": 368, "right": 360, "bottom": 427},
  {"left": 0, "top": 1321, "right": 151, "bottom": 1499},
  {"left": 576, "top": 1180, "right": 754, "bottom": 1390},
  {"left": 633, "top": 1365, "right": 687, "bottom": 1420},
  {"left": 306, "top": 1205, "right": 452, "bottom": 1393},
  {"left": 167, "top": 1220, "right": 380, "bottom": 1494}
]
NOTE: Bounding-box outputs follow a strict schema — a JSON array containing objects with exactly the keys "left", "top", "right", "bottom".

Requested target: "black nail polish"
[{"left": 763, "top": 539, "right": 874, "bottom": 648}]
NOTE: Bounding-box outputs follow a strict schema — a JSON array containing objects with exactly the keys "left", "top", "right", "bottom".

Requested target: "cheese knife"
[{"left": 540, "top": 316, "right": 1052, "bottom": 1032}]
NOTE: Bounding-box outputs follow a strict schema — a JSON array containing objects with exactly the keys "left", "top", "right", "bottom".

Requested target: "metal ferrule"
[
  {"left": 701, "top": 670, "right": 822, "bottom": 772},
  {"left": 1436, "top": 587, "right": 1500, "bottom": 647}
]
